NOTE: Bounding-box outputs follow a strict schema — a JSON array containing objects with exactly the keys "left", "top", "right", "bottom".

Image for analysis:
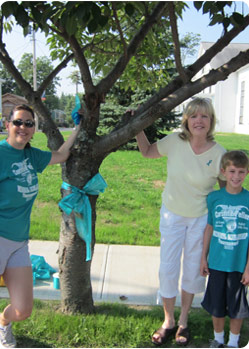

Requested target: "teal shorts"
[{"left": 0, "top": 236, "right": 31, "bottom": 275}]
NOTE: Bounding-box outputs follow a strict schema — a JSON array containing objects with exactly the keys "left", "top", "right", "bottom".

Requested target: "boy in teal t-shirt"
[{"left": 200, "top": 150, "right": 249, "bottom": 348}]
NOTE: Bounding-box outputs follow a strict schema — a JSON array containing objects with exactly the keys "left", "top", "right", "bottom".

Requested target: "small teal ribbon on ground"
[
  {"left": 58, "top": 173, "right": 107, "bottom": 261},
  {"left": 30, "top": 255, "right": 56, "bottom": 285},
  {"left": 71, "top": 94, "right": 82, "bottom": 125}
]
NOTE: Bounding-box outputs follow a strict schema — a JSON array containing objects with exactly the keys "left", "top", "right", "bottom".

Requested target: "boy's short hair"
[{"left": 221, "top": 150, "right": 249, "bottom": 170}]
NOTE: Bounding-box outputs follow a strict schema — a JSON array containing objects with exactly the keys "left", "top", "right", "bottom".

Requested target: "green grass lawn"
[
  {"left": 1, "top": 131, "right": 249, "bottom": 245},
  {"left": 0, "top": 131, "right": 249, "bottom": 348},
  {"left": 0, "top": 299, "right": 247, "bottom": 348}
]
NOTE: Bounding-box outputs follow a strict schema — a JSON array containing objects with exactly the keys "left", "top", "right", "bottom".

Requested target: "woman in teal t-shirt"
[{"left": 0, "top": 104, "right": 80, "bottom": 348}]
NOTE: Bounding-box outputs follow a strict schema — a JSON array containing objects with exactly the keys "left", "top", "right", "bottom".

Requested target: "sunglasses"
[{"left": 11, "top": 119, "right": 35, "bottom": 128}]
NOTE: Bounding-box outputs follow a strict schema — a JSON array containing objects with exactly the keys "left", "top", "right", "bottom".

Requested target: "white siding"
[
  {"left": 235, "top": 65, "right": 249, "bottom": 134},
  {"left": 183, "top": 43, "right": 249, "bottom": 134}
]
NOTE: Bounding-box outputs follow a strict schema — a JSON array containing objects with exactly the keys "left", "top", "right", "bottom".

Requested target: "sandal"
[
  {"left": 175, "top": 326, "right": 190, "bottom": 346},
  {"left": 152, "top": 326, "right": 177, "bottom": 346}
]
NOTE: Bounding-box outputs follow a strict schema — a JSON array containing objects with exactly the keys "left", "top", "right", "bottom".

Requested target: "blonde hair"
[
  {"left": 179, "top": 97, "right": 216, "bottom": 141},
  {"left": 221, "top": 150, "right": 249, "bottom": 170}
]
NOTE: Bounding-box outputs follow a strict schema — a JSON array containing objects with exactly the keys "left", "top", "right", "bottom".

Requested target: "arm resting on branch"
[
  {"left": 136, "top": 131, "right": 161, "bottom": 159},
  {"left": 49, "top": 126, "right": 80, "bottom": 165}
]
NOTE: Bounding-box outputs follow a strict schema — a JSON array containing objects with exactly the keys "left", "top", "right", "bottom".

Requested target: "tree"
[
  {"left": 17, "top": 53, "right": 61, "bottom": 110},
  {"left": 1, "top": 1, "right": 249, "bottom": 314},
  {"left": 68, "top": 70, "right": 81, "bottom": 94},
  {"left": 180, "top": 32, "right": 201, "bottom": 65},
  {"left": 98, "top": 87, "right": 181, "bottom": 149},
  {"left": 0, "top": 53, "right": 61, "bottom": 111},
  {"left": 0, "top": 62, "right": 20, "bottom": 94}
]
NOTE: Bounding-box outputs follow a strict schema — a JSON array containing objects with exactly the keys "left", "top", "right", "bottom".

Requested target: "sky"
[
  {"left": 2, "top": 1, "right": 249, "bottom": 97},
  {"left": 178, "top": 1, "right": 249, "bottom": 42}
]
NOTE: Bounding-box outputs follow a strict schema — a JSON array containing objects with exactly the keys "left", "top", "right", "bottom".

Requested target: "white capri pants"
[{"left": 159, "top": 205, "right": 207, "bottom": 298}]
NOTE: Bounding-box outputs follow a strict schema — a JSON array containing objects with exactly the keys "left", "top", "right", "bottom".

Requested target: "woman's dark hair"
[{"left": 8, "top": 104, "right": 35, "bottom": 121}]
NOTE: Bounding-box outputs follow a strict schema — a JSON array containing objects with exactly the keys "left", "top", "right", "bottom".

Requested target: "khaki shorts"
[{"left": 0, "top": 236, "right": 31, "bottom": 275}]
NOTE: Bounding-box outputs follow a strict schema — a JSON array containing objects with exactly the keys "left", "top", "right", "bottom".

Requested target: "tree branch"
[
  {"left": 168, "top": 1, "right": 188, "bottom": 83},
  {"left": 38, "top": 53, "right": 74, "bottom": 94},
  {"left": 0, "top": 24, "right": 63, "bottom": 150},
  {"left": 95, "top": 13, "right": 249, "bottom": 150},
  {"left": 0, "top": 41, "right": 33, "bottom": 96},
  {"left": 93, "top": 48, "right": 249, "bottom": 156},
  {"left": 112, "top": 2, "right": 127, "bottom": 58},
  {"left": 44, "top": 15, "right": 95, "bottom": 94},
  {"left": 96, "top": 1, "right": 168, "bottom": 95},
  {"left": 125, "top": 13, "right": 249, "bottom": 118},
  {"left": 62, "top": 34, "right": 95, "bottom": 94},
  {"left": 190, "top": 14, "right": 249, "bottom": 74}
]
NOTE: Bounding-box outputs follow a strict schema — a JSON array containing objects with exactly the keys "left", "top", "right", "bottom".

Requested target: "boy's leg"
[
  {"left": 227, "top": 318, "right": 243, "bottom": 348},
  {"left": 212, "top": 316, "right": 225, "bottom": 345},
  {"left": 226, "top": 272, "right": 249, "bottom": 347},
  {"left": 229, "top": 318, "right": 243, "bottom": 335},
  {"left": 212, "top": 316, "right": 225, "bottom": 333}
]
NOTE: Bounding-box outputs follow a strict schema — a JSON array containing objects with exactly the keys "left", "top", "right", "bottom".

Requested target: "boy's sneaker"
[
  {"left": 209, "top": 339, "right": 224, "bottom": 348},
  {"left": 0, "top": 323, "right": 16, "bottom": 348}
]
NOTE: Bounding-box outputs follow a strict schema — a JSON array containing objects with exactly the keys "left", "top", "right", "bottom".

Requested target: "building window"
[{"left": 239, "top": 81, "right": 245, "bottom": 124}]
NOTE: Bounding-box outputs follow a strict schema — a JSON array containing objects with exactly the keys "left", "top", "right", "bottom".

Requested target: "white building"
[{"left": 179, "top": 42, "right": 249, "bottom": 134}]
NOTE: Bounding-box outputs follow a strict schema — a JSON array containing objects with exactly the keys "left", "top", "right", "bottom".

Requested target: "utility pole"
[
  {"left": 32, "top": 25, "right": 39, "bottom": 130},
  {"left": 32, "top": 25, "right": 37, "bottom": 91}
]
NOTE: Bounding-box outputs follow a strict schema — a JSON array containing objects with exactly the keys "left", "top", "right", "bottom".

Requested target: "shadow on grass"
[
  {"left": 94, "top": 303, "right": 211, "bottom": 348},
  {"left": 0, "top": 300, "right": 248, "bottom": 348},
  {"left": 17, "top": 335, "right": 51, "bottom": 348},
  {"left": 94, "top": 303, "right": 249, "bottom": 348}
]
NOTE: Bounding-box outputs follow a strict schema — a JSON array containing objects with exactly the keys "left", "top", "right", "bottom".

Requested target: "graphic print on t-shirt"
[
  {"left": 213, "top": 204, "right": 249, "bottom": 250},
  {"left": 11, "top": 158, "right": 38, "bottom": 201}
]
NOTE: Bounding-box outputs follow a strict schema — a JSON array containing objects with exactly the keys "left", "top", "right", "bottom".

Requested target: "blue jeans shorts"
[{"left": 0, "top": 236, "right": 31, "bottom": 275}]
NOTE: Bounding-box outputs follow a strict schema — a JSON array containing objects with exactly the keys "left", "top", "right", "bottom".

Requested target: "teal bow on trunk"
[{"left": 58, "top": 173, "right": 107, "bottom": 261}]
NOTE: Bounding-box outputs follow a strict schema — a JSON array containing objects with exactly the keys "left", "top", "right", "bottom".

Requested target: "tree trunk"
[
  {"left": 58, "top": 147, "right": 102, "bottom": 314},
  {"left": 58, "top": 193, "right": 98, "bottom": 314}
]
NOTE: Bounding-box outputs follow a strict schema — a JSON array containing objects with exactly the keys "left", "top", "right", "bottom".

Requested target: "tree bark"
[
  {"left": 58, "top": 139, "right": 103, "bottom": 314},
  {"left": 58, "top": 194, "right": 97, "bottom": 314}
]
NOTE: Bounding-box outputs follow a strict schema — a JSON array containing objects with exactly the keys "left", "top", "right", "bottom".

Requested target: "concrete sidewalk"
[{"left": 0, "top": 240, "right": 205, "bottom": 307}]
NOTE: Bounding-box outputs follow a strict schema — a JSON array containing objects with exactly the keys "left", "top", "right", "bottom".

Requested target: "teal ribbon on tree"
[
  {"left": 58, "top": 173, "right": 107, "bottom": 261},
  {"left": 71, "top": 94, "right": 82, "bottom": 125}
]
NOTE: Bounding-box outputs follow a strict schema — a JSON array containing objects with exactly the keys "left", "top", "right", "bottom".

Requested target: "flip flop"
[
  {"left": 175, "top": 326, "right": 190, "bottom": 346},
  {"left": 152, "top": 326, "right": 177, "bottom": 346}
]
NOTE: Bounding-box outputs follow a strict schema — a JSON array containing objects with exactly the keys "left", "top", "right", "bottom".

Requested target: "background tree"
[
  {"left": 0, "top": 1, "right": 249, "bottom": 314},
  {"left": 17, "top": 53, "right": 61, "bottom": 110},
  {"left": 0, "top": 62, "right": 20, "bottom": 94},
  {"left": 0, "top": 54, "right": 61, "bottom": 112},
  {"left": 59, "top": 93, "right": 75, "bottom": 127},
  {"left": 180, "top": 32, "right": 201, "bottom": 65},
  {"left": 98, "top": 86, "right": 181, "bottom": 149},
  {"left": 68, "top": 70, "right": 81, "bottom": 94}
]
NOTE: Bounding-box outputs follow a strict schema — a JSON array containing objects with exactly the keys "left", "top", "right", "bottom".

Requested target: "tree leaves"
[
  {"left": 194, "top": 1, "right": 244, "bottom": 32},
  {"left": 193, "top": 1, "right": 245, "bottom": 30},
  {"left": 1, "top": 1, "right": 19, "bottom": 18}
]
